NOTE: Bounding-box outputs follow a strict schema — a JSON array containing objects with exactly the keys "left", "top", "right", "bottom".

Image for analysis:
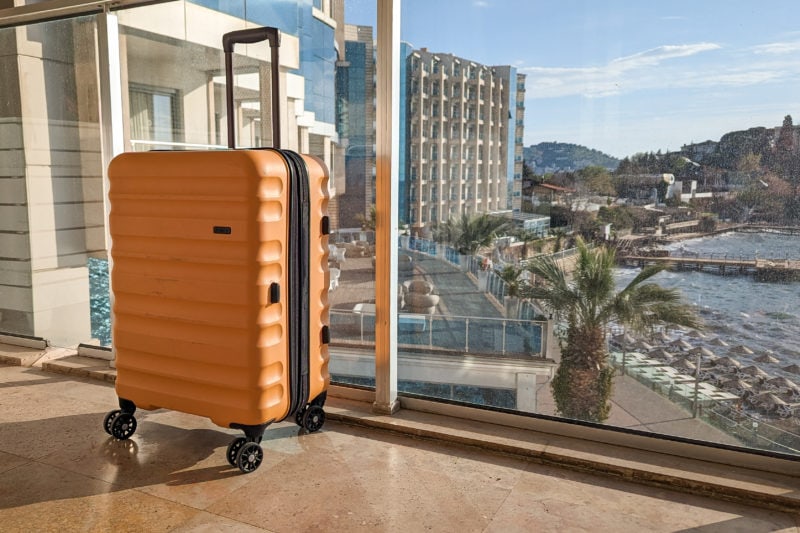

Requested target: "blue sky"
[{"left": 345, "top": 0, "right": 800, "bottom": 159}]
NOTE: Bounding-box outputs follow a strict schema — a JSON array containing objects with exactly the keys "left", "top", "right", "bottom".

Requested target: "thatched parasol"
[
  {"left": 649, "top": 348, "right": 675, "bottom": 361},
  {"left": 729, "top": 345, "right": 754, "bottom": 355},
  {"left": 721, "top": 378, "right": 753, "bottom": 392},
  {"left": 754, "top": 352, "right": 780, "bottom": 364},
  {"left": 612, "top": 332, "right": 636, "bottom": 347},
  {"left": 635, "top": 340, "right": 654, "bottom": 352},
  {"left": 782, "top": 364, "right": 800, "bottom": 375},
  {"left": 737, "top": 365, "right": 770, "bottom": 380},
  {"left": 686, "top": 330, "right": 706, "bottom": 339},
  {"left": 671, "top": 357, "right": 697, "bottom": 371},
  {"left": 714, "top": 356, "right": 742, "bottom": 369},
  {"left": 708, "top": 337, "right": 729, "bottom": 347},
  {"left": 688, "top": 346, "right": 715, "bottom": 358},
  {"left": 670, "top": 339, "right": 694, "bottom": 351},
  {"left": 750, "top": 392, "right": 788, "bottom": 411},
  {"left": 652, "top": 330, "right": 672, "bottom": 343},
  {"left": 765, "top": 376, "right": 800, "bottom": 392}
]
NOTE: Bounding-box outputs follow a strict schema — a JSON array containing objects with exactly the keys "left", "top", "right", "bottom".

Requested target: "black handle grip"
[
  {"left": 223, "top": 27, "right": 282, "bottom": 149},
  {"left": 222, "top": 27, "right": 280, "bottom": 53},
  {"left": 268, "top": 282, "right": 280, "bottom": 305}
]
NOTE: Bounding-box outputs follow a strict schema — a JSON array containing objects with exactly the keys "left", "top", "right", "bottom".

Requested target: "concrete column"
[{"left": 373, "top": 0, "right": 400, "bottom": 415}]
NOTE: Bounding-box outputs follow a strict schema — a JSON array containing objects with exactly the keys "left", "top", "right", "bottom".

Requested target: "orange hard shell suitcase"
[{"left": 103, "top": 27, "right": 330, "bottom": 473}]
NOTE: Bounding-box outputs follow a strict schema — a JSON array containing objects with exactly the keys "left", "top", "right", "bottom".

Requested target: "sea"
[{"left": 614, "top": 231, "right": 800, "bottom": 379}]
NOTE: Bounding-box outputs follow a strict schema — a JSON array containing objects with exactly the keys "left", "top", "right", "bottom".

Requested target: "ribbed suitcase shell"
[{"left": 109, "top": 149, "right": 330, "bottom": 429}]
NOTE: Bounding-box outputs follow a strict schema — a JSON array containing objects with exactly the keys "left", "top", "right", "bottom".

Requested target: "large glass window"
[
  {"left": 2, "top": 0, "right": 800, "bottom": 464},
  {"left": 397, "top": 0, "right": 800, "bottom": 458},
  {"left": 0, "top": 16, "right": 102, "bottom": 347}
]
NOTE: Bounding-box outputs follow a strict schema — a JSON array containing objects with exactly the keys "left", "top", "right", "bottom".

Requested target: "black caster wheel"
[
  {"left": 226, "top": 437, "right": 247, "bottom": 466},
  {"left": 302, "top": 405, "right": 325, "bottom": 433},
  {"left": 111, "top": 412, "right": 137, "bottom": 440},
  {"left": 103, "top": 409, "right": 121, "bottom": 435},
  {"left": 235, "top": 442, "right": 263, "bottom": 474},
  {"left": 295, "top": 407, "right": 306, "bottom": 427}
]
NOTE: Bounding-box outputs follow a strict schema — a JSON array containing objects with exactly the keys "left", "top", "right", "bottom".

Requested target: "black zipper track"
[{"left": 279, "top": 149, "right": 310, "bottom": 418}]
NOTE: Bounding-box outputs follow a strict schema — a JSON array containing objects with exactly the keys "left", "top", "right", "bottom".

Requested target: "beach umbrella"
[
  {"left": 635, "top": 340, "right": 654, "bottom": 352},
  {"left": 612, "top": 333, "right": 636, "bottom": 347},
  {"left": 671, "top": 357, "right": 696, "bottom": 371},
  {"left": 649, "top": 348, "right": 675, "bottom": 361},
  {"left": 685, "top": 330, "right": 706, "bottom": 339},
  {"left": 782, "top": 364, "right": 800, "bottom": 375},
  {"left": 765, "top": 376, "right": 800, "bottom": 392},
  {"left": 708, "top": 337, "right": 729, "bottom": 347},
  {"left": 721, "top": 378, "right": 753, "bottom": 392},
  {"left": 737, "top": 365, "right": 770, "bottom": 380},
  {"left": 754, "top": 352, "right": 780, "bottom": 364},
  {"left": 728, "top": 345, "right": 754, "bottom": 355},
  {"left": 750, "top": 392, "right": 787, "bottom": 411},
  {"left": 714, "top": 356, "right": 742, "bottom": 369},
  {"left": 652, "top": 330, "right": 672, "bottom": 343},
  {"left": 688, "top": 346, "right": 715, "bottom": 358},
  {"left": 670, "top": 339, "right": 693, "bottom": 351},
  {"left": 710, "top": 371, "right": 739, "bottom": 386}
]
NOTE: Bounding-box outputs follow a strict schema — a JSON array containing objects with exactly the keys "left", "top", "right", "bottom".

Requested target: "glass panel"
[
  {"left": 399, "top": 0, "right": 800, "bottom": 457},
  {"left": 0, "top": 16, "right": 102, "bottom": 348},
  {"left": 330, "top": 0, "right": 377, "bottom": 387}
]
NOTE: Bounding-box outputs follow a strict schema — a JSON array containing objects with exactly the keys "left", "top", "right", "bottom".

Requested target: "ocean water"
[{"left": 615, "top": 232, "right": 800, "bottom": 380}]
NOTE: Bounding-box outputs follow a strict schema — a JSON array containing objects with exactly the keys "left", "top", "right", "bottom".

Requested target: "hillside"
[{"left": 525, "top": 142, "right": 620, "bottom": 173}]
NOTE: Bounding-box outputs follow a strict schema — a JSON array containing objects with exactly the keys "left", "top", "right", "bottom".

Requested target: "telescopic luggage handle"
[{"left": 223, "top": 27, "right": 282, "bottom": 149}]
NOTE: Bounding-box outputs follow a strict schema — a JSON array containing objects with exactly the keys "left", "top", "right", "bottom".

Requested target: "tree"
[
  {"left": 432, "top": 213, "right": 509, "bottom": 255},
  {"left": 775, "top": 115, "right": 799, "bottom": 181},
  {"left": 355, "top": 205, "right": 377, "bottom": 231},
  {"left": 577, "top": 165, "right": 615, "bottom": 196},
  {"left": 523, "top": 238, "right": 702, "bottom": 423},
  {"left": 497, "top": 264, "right": 526, "bottom": 298}
]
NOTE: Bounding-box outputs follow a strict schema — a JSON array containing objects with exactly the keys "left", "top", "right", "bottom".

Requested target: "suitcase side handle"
[{"left": 223, "top": 27, "right": 282, "bottom": 150}]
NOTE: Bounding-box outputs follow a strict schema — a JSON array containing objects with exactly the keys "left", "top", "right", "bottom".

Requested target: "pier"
[{"left": 619, "top": 254, "right": 800, "bottom": 281}]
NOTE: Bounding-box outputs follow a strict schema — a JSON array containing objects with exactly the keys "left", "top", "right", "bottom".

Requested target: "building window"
[{"left": 129, "top": 85, "right": 181, "bottom": 145}]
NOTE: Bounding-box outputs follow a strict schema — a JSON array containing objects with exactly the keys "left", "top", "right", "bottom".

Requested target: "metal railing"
[
  {"left": 330, "top": 309, "right": 545, "bottom": 356},
  {"left": 401, "top": 235, "right": 582, "bottom": 320}
]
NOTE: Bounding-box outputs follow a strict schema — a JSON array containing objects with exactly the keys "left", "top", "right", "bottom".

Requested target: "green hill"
[{"left": 525, "top": 142, "right": 619, "bottom": 173}]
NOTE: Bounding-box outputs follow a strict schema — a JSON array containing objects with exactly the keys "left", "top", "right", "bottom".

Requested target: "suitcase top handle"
[{"left": 223, "top": 27, "right": 282, "bottom": 150}]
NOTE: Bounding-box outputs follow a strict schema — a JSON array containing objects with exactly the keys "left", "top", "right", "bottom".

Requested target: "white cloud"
[
  {"left": 473, "top": 0, "right": 489, "bottom": 7},
  {"left": 520, "top": 42, "right": 800, "bottom": 99},
  {"left": 752, "top": 41, "right": 800, "bottom": 55}
]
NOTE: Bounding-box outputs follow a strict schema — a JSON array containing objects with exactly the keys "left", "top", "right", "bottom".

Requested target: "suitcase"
[{"left": 103, "top": 27, "right": 331, "bottom": 474}]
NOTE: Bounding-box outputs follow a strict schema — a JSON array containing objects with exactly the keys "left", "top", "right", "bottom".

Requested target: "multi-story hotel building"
[
  {"left": 400, "top": 47, "right": 525, "bottom": 232},
  {"left": 0, "top": 0, "right": 344, "bottom": 345},
  {"left": 335, "top": 24, "right": 376, "bottom": 230}
]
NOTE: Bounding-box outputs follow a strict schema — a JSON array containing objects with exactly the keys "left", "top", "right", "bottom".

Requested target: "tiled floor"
[{"left": 1, "top": 365, "right": 798, "bottom": 532}]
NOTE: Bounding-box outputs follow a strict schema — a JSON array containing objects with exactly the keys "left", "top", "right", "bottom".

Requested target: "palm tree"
[
  {"left": 497, "top": 264, "right": 525, "bottom": 298},
  {"left": 523, "top": 238, "right": 701, "bottom": 423},
  {"left": 433, "top": 213, "right": 509, "bottom": 255},
  {"left": 356, "top": 204, "right": 377, "bottom": 231}
]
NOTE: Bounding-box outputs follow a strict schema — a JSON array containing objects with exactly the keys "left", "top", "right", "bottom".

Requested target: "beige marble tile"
[
  {"left": 208, "top": 423, "right": 530, "bottom": 532},
  {"left": 0, "top": 450, "right": 29, "bottom": 474},
  {"left": 484, "top": 461, "right": 799, "bottom": 533},
  {"left": 0, "top": 461, "right": 198, "bottom": 533},
  {"left": 170, "top": 511, "right": 276, "bottom": 532}
]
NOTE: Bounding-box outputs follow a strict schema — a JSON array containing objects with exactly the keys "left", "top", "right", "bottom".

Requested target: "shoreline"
[{"left": 620, "top": 223, "right": 800, "bottom": 248}]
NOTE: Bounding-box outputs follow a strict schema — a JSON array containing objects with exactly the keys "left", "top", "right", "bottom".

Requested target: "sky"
[{"left": 344, "top": 0, "right": 800, "bottom": 159}]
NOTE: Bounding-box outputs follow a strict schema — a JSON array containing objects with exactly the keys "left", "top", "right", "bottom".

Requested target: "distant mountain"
[{"left": 525, "top": 142, "right": 620, "bottom": 173}]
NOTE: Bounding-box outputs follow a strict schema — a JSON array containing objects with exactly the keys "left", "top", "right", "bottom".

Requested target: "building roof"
[{"left": 533, "top": 183, "right": 576, "bottom": 193}]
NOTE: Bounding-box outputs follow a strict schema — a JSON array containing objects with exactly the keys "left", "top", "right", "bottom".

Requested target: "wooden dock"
[{"left": 619, "top": 255, "right": 800, "bottom": 281}]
